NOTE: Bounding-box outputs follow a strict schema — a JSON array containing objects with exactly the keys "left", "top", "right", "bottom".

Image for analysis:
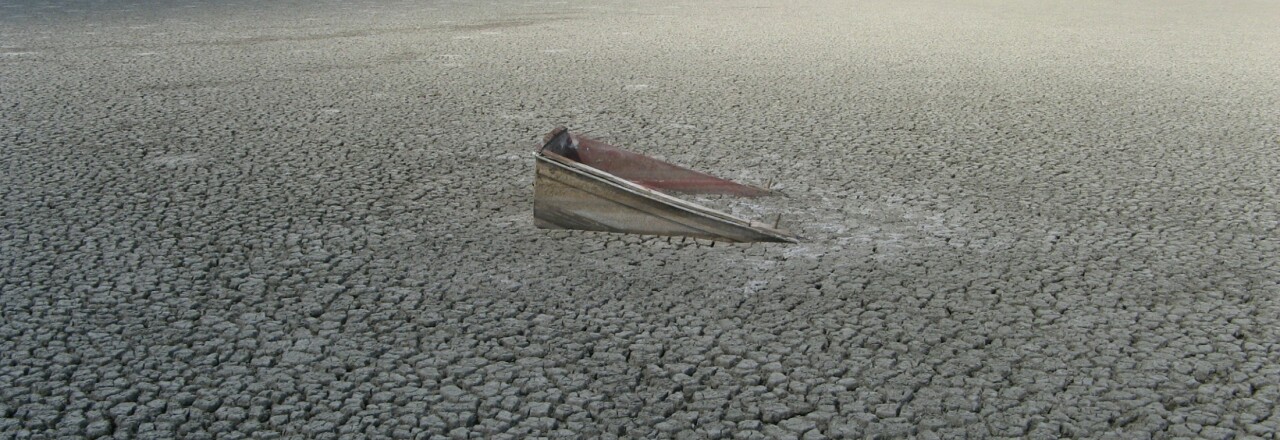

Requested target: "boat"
[{"left": 533, "top": 127, "right": 798, "bottom": 243}]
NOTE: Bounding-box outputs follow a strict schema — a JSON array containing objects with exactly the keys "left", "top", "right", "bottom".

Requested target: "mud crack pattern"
[{"left": 2, "top": 0, "right": 1278, "bottom": 438}]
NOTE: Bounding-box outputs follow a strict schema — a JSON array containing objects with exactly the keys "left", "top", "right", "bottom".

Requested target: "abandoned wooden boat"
[{"left": 533, "top": 127, "right": 798, "bottom": 243}]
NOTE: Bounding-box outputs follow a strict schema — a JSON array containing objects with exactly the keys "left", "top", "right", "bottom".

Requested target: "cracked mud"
[{"left": 2, "top": 0, "right": 1278, "bottom": 438}]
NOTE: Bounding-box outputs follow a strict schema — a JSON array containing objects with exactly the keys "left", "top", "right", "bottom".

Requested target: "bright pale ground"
[{"left": 2, "top": 0, "right": 1278, "bottom": 438}]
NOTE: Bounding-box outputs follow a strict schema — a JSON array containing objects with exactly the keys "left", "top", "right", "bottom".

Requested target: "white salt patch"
[
  {"left": 134, "top": 52, "right": 157, "bottom": 56},
  {"left": 624, "top": 84, "right": 651, "bottom": 91},
  {"left": 814, "top": 222, "right": 848, "bottom": 234},
  {"left": 540, "top": 49, "right": 567, "bottom": 53},
  {"left": 320, "top": 109, "right": 340, "bottom": 114},
  {"left": 743, "top": 279, "right": 769, "bottom": 295}
]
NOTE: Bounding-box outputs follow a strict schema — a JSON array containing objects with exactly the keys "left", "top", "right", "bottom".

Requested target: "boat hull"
[{"left": 534, "top": 153, "right": 796, "bottom": 243}]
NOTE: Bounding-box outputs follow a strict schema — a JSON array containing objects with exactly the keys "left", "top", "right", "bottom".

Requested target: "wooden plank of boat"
[{"left": 533, "top": 128, "right": 798, "bottom": 243}]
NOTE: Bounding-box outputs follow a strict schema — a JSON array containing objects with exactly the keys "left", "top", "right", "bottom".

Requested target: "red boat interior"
[{"left": 539, "top": 128, "right": 771, "bottom": 197}]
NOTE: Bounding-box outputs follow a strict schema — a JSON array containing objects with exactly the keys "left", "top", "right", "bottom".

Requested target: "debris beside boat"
[{"left": 533, "top": 127, "right": 798, "bottom": 243}]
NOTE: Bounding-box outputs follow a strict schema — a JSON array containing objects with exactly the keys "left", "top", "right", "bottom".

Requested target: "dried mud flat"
[{"left": 2, "top": 0, "right": 1278, "bottom": 438}]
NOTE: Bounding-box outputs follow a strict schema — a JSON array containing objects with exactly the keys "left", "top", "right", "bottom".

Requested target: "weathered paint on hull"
[{"left": 534, "top": 153, "right": 797, "bottom": 243}]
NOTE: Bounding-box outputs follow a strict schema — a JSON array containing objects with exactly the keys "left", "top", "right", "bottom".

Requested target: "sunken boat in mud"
[{"left": 533, "top": 127, "right": 798, "bottom": 243}]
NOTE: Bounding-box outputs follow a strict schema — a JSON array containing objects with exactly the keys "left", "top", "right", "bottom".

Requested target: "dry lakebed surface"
[{"left": 2, "top": 0, "right": 1278, "bottom": 438}]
